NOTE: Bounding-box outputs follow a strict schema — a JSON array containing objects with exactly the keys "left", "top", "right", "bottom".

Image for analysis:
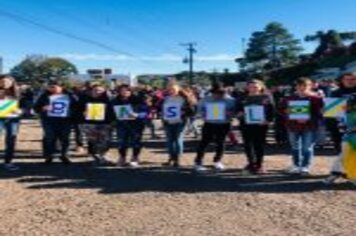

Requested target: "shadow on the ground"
[{"left": 0, "top": 161, "right": 354, "bottom": 195}]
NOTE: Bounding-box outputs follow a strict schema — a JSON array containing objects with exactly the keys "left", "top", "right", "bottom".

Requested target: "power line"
[
  {"left": 0, "top": 8, "right": 154, "bottom": 66},
  {"left": 29, "top": 2, "right": 182, "bottom": 57}
]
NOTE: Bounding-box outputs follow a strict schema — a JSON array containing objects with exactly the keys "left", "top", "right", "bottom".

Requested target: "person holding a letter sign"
[
  {"left": 324, "top": 72, "right": 356, "bottom": 153},
  {"left": 78, "top": 84, "right": 115, "bottom": 165},
  {"left": 194, "top": 82, "right": 235, "bottom": 172},
  {"left": 161, "top": 84, "right": 196, "bottom": 167},
  {"left": 279, "top": 78, "right": 323, "bottom": 175},
  {"left": 0, "top": 75, "right": 21, "bottom": 171},
  {"left": 112, "top": 84, "right": 148, "bottom": 167},
  {"left": 34, "top": 81, "right": 77, "bottom": 164},
  {"left": 237, "top": 80, "right": 274, "bottom": 174}
]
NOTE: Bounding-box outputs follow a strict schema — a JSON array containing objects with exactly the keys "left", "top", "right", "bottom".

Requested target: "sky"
[{"left": 0, "top": 0, "right": 355, "bottom": 76}]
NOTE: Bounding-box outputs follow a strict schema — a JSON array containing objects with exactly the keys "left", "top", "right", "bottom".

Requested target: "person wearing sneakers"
[
  {"left": 112, "top": 84, "right": 148, "bottom": 168},
  {"left": 279, "top": 77, "right": 323, "bottom": 175},
  {"left": 237, "top": 80, "right": 274, "bottom": 174},
  {"left": 324, "top": 75, "right": 356, "bottom": 185},
  {"left": 78, "top": 83, "right": 115, "bottom": 165},
  {"left": 161, "top": 84, "right": 196, "bottom": 168},
  {"left": 34, "top": 81, "right": 77, "bottom": 165},
  {"left": 0, "top": 75, "right": 22, "bottom": 171},
  {"left": 194, "top": 82, "right": 236, "bottom": 172}
]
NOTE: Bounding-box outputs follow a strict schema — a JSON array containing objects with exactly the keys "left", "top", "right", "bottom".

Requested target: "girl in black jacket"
[
  {"left": 237, "top": 80, "right": 274, "bottom": 174},
  {"left": 112, "top": 84, "right": 148, "bottom": 167},
  {"left": 78, "top": 84, "right": 115, "bottom": 165}
]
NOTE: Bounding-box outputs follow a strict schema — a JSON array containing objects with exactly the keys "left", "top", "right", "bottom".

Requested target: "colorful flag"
[
  {"left": 342, "top": 140, "right": 356, "bottom": 180},
  {"left": 323, "top": 98, "right": 347, "bottom": 118},
  {"left": 288, "top": 100, "right": 310, "bottom": 120},
  {"left": 0, "top": 99, "right": 20, "bottom": 118}
]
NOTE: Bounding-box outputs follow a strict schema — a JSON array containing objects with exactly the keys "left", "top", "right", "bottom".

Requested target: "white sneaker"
[
  {"left": 194, "top": 165, "right": 207, "bottom": 172},
  {"left": 4, "top": 163, "right": 20, "bottom": 171},
  {"left": 286, "top": 166, "right": 300, "bottom": 174},
  {"left": 130, "top": 161, "right": 140, "bottom": 168},
  {"left": 300, "top": 167, "right": 310, "bottom": 175},
  {"left": 213, "top": 162, "right": 225, "bottom": 171}
]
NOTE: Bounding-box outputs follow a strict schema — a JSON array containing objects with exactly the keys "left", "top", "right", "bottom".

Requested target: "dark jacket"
[
  {"left": 78, "top": 93, "right": 115, "bottom": 124},
  {"left": 33, "top": 90, "right": 77, "bottom": 122},
  {"left": 111, "top": 95, "right": 149, "bottom": 124},
  {"left": 278, "top": 94, "right": 323, "bottom": 132},
  {"left": 237, "top": 94, "right": 274, "bottom": 126}
]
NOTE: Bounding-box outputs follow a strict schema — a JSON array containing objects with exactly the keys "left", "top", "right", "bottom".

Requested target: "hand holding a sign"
[{"left": 42, "top": 105, "right": 52, "bottom": 112}]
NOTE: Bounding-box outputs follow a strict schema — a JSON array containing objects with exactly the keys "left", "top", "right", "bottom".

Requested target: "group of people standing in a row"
[{"left": 0, "top": 73, "right": 355, "bottom": 185}]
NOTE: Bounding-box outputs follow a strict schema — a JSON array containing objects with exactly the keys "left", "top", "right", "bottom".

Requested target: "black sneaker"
[
  {"left": 60, "top": 156, "right": 72, "bottom": 165},
  {"left": 44, "top": 157, "right": 53, "bottom": 164}
]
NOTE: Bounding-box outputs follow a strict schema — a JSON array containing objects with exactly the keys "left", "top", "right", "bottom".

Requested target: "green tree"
[
  {"left": 10, "top": 55, "right": 78, "bottom": 86},
  {"left": 240, "top": 22, "right": 303, "bottom": 72},
  {"left": 305, "top": 30, "right": 356, "bottom": 58}
]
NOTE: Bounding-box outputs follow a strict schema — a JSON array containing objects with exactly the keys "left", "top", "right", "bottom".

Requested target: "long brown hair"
[
  {"left": 246, "top": 79, "right": 267, "bottom": 95},
  {"left": 0, "top": 75, "right": 20, "bottom": 98}
]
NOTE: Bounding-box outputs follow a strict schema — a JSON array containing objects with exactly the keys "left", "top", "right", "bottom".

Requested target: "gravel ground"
[{"left": 0, "top": 120, "right": 355, "bottom": 236}]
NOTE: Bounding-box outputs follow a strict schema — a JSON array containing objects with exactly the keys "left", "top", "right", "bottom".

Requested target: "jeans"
[
  {"left": 195, "top": 123, "right": 231, "bottom": 165},
  {"left": 164, "top": 122, "right": 186, "bottom": 161},
  {"left": 0, "top": 118, "right": 20, "bottom": 163},
  {"left": 72, "top": 123, "right": 84, "bottom": 147},
  {"left": 145, "top": 119, "right": 156, "bottom": 138},
  {"left": 117, "top": 121, "right": 145, "bottom": 158},
  {"left": 41, "top": 119, "right": 72, "bottom": 158},
  {"left": 288, "top": 130, "right": 316, "bottom": 168},
  {"left": 241, "top": 125, "right": 268, "bottom": 168}
]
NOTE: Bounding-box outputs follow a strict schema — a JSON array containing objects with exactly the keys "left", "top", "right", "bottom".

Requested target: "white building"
[{"left": 69, "top": 73, "right": 136, "bottom": 86}]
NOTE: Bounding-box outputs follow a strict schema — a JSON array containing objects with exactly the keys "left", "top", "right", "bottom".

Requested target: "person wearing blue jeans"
[
  {"left": 164, "top": 123, "right": 185, "bottom": 165},
  {"left": 288, "top": 131, "right": 316, "bottom": 170},
  {"left": 279, "top": 78, "right": 323, "bottom": 175},
  {"left": 0, "top": 75, "right": 21, "bottom": 171},
  {"left": 0, "top": 118, "right": 20, "bottom": 165},
  {"left": 162, "top": 84, "right": 196, "bottom": 167}
]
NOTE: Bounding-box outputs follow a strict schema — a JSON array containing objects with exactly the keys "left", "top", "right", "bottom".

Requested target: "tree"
[
  {"left": 240, "top": 22, "right": 303, "bottom": 72},
  {"left": 10, "top": 55, "right": 78, "bottom": 86},
  {"left": 305, "top": 30, "right": 356, "bottom": 58}
]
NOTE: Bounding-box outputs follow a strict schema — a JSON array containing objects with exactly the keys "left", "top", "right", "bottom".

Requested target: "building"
[{"left": 68, "top": 68, "right": 135, "bottom": 87}]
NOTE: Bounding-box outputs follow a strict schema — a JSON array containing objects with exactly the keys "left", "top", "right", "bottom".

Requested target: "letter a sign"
[{"left": 114, "top": 105, "right": 134, "bottom": 120}]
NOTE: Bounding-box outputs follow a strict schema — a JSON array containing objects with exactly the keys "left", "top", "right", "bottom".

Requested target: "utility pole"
[{"left": 180, "top": 42, "right": 197, "bottom": 85}]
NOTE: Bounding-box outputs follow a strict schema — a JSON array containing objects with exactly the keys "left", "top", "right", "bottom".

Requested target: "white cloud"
[{"left": 56, "top": 53, "right": 237, "bottom": 62}]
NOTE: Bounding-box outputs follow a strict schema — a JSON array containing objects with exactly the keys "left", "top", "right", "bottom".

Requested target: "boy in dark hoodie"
[{"left": 34, "top": 81, "right": 77, "bottom": 164}]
